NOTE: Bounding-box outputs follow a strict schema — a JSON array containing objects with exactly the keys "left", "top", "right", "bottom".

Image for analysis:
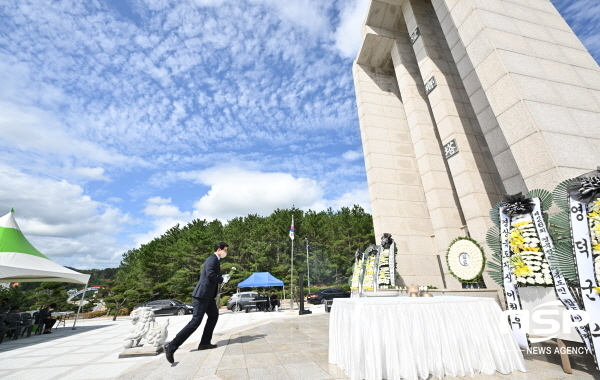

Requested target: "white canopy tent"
[{"left": 0, "top": 210, "right": 91, "bottom": 328}]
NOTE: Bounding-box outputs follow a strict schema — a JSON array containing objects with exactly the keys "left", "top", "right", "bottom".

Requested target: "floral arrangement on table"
[
  {"left": 362, "top": 245, "right": 378, "bottom": 291},
  {"left": 376, "top": 233, "right": 396, "bottom": 289},
  {"left": 350, "top": 249, "right": 365, "bottom": 291},
  {"left": 446, "top": 237, "right": 486, "bottom": 284},
  {"left": 486, "top": 190, "right": 555, "bottom": 287}
]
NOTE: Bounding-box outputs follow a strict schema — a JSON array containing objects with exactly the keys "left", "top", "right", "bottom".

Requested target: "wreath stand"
[
  {"left": 557, "top": 339, "right": 573, "bottom": 374},
  {"left": 520, "top": 287, "right": 581, "bottom": 374}
]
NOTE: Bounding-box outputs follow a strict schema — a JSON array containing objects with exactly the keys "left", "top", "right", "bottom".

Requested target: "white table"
[
  {"left": 52, "top": 311, "right": 74, "bottom": 329},
  {"left": 329, "top": 296, "right": 526, "bottom": 380}
]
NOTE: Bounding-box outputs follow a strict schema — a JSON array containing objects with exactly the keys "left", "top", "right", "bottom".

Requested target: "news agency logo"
[{"left": 501, "top": 300, "right": 591, "bottom": 353}]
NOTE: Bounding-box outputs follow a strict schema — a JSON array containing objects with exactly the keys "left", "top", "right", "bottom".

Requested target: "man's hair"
[
  {"left": 214, "top": 242, "right": 229, "bottom": 251},
  {"left": 1, "top": 298, "right": 8, "bottom": 303},
  {"left": 50, "top": 303, "right": 57, "bottom": 308},
  {"left": 10, "top": 305, "right": 18, "bottom": 311}
]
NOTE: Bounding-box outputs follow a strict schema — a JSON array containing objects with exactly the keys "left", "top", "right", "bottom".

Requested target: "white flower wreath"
[{"left": 447, "top": 237, "right": 486, "bottom": 282}]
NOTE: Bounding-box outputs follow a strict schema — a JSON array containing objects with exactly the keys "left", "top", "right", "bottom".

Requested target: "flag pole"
[{"left": 290, "top": 215, "right": 295, "bottom": 311}]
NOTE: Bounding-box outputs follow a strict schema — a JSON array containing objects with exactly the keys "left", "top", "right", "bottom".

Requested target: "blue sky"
[{"left": 0, "top": 0, "right": 598, "bottom": 269}]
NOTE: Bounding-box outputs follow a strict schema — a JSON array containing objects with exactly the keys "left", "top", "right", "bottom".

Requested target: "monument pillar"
[
  {"left": 390, "top": 32, "right": 464, "bottom": 288},
  {"left": 354, "top": 31, "right": 445, "bottom": 287},
  {"left": 399, "top": 0, "right": 503, "bottom": 287}
]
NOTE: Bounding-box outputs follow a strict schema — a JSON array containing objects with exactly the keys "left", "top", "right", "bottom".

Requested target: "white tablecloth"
[{"left": 329, "top": 296, "right": 526, "bottom": 380}]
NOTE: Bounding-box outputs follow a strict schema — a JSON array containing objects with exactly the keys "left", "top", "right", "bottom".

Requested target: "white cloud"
[
  {"left": 193, "top": 0, "right": 226, "bottom": 7},
  {"left": 333, "top": 0, "right": 370, "bottom": 58},
  {"left": 342, "top": 149, "right": 363, "bottom": 161},
  {"left": 327, "top": 188, "right": 371, "bottom": 213},
  {"left": 131, "top": 197, "right": 191, "bottom": 246},
  {"left": 0, "top": 0, "right": 376, "bottom": 268},
  {"left": 191, "top": 167, "right": 324, "bottom": 221},
  {"left": 260, "top": 0, "right": 331, "bottom": 36},
  {"left": 145, "top": 165, "right": 370, "bottom": 223},
  {"left": 143, "top": 196, "right": 190, "bottom": 219},
  {"left": 0, "top": 164, "right": 131, "bottom": 268},
  {"left": 0, "top": 101, "right": 137, "bottom": 167},
  {"left": 71, "top": 167, "right": 109, "bottom": 181}
]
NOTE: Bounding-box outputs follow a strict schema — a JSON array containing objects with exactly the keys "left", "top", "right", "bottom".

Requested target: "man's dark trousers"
[{"left": 168, "top": 296, "right": 218, "bottom": 351}]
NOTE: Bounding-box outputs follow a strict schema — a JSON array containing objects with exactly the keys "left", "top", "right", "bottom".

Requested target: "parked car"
[
  {"left": 306, "top": 288, "right": 350, "bottom": 304},
  {"left": 133, "top": 299, "right": 192, "bottom": 316},
  {"left": 226, "top": 291, "right": 260, "bottom": 312}
]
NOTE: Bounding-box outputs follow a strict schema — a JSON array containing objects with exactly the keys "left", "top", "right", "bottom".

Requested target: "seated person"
[
  {"left": 269, "top": 292, "right": 280, "bottom": 310},
  {"left": 0, "top": 298, "right": 10, "bottom": 316},
  {"left": 39, "top": 303, "right": 57, "bottom": 334},
  {"left": 254, "top": 294, "right": 268, "bottom": 311}
]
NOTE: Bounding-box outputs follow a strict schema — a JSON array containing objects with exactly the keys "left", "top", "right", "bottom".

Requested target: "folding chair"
[
  {"left": 0, "top": 314, "right": 7, "bottom": 344},
  {"left": 19, "top": 313, "right": 34, "bottom": 338},
  {"left": 33, "top": 312, "right": 44, "bottom": 336},
  {"left": 5, "top": 313, "right": 22, "bottom": 341}
]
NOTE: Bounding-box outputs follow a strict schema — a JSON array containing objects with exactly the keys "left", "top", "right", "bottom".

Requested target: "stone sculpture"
[{"left": 123, "top": 307, "right": 169, "bottom": 349}]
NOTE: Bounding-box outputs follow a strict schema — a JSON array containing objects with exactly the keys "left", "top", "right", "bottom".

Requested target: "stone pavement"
[
  {"left": 116, "top": 314, "right": 600, "bottom": 380},
  {"left": 2, "top": 305, "right": 600, "bottom": 379},
  {"left": 0, "top": 306, "right": 317, "bottom": 380}
]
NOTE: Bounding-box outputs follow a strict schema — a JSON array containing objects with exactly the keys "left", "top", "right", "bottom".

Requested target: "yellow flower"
[
  {"left": 509, "top": 253, "right": 534, "bottom": 277},
  {"left": 513, "top": 221, "right": 530, "bottom": 227},
  {"left": 514, "top": 265, "right": 533, "bottom": 277},
  {"left": 521, "top": 247, "right": 541, "bottom": 252},
  {"left": 588, "top": 211, "right": 600, "bottom": 218},
  {"left": 594, "top": 287, "right": 600, "bottom": 293},
  {"left": 593, "top": 244, "right": 600, "bottom": 252}
]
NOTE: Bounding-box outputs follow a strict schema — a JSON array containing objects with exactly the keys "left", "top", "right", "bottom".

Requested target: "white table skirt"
[{"left": 329, "top": 296, "right": 526, "bottom": 380}]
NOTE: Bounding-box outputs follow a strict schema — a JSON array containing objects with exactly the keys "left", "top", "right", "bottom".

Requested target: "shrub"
[
  {"left": 79, "top": 310, "right": 107, "bottom": 319},
  {"left": 220, "top": 295, "right": 230, "bottom": 307}
]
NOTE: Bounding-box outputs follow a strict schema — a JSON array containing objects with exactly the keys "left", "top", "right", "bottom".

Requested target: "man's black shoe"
[
  {"left": 197, "top": 343, "right": 217, "bottom": 350},
  {"left": 164, "top": 344, "right": 174, "bottom": 364}
]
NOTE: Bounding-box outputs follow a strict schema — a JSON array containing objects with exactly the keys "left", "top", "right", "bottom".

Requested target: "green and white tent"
[{"left": 0, "top": 210, "right": 90, "bottom": 284}]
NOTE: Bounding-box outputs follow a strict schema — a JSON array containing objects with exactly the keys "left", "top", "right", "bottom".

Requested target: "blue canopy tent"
[
  {"left": 236, "top": 272, "right": 286, "bottom": 311},
  {"left": 238, "top": 272, "right": 284, "bottom": 287}
]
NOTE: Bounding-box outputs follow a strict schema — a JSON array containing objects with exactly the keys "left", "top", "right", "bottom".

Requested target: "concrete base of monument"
[
  {"left": 426, "top": 289, "right": 503, "bottom": 307},
  {"left": 118, "top": 345, "right": 163, "bottom": 358}
]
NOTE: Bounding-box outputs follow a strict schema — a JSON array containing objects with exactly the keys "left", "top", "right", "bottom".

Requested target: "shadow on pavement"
[
  {"left": 0, "top": 324, "right": 113, "bottom": 352},
  {"left": 525, "top": 340, "right": 598, "bottom": 375},
  {"left": 228, "top": 334, "right": 266, "bottom": 345}
]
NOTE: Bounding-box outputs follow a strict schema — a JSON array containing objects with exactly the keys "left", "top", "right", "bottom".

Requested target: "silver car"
[{"left": 226, "top": 291, "right": 259, "bottom": 312}]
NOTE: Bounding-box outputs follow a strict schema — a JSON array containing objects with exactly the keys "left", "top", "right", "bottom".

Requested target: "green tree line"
[
  {"left": 111, "top": 205, "right": 374, "bottom": 308},
  {"left": 2, "top": 206, "right": 374, "bottom": 314}
]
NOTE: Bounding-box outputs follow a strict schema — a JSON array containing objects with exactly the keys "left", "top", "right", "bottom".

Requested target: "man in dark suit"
[{"left": 164, "top": 242, "right": 229, "bottom": 364}]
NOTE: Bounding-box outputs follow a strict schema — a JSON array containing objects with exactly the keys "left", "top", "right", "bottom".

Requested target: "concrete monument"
[{"left": 353, "top": 0, "right": 600, "bottom": 289}]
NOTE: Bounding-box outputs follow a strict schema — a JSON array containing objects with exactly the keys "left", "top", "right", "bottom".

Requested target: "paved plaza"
[
  {"left": 0, "top": 307, "right": 322, "bottom": 380},
  {"left": 1, "top": 305, "right": 599, "bottom": 380}
]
